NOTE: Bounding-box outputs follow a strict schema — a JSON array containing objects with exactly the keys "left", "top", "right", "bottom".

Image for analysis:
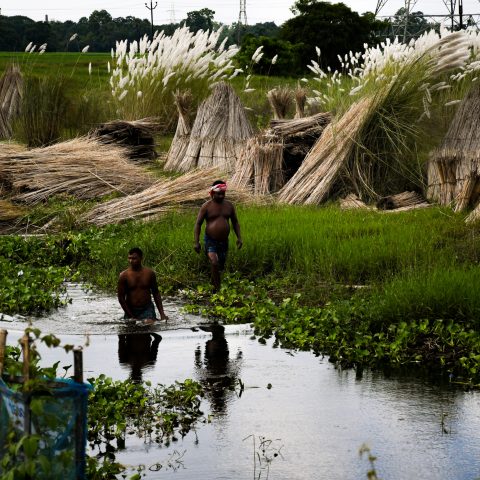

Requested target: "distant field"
[{"left": 0, "top": 52, "right": 112, "bottom": 91}]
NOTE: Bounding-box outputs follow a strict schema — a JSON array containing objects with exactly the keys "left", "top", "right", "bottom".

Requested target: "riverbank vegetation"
[{"left": 1, "top": 205, "right": 480, "bottom": 385}]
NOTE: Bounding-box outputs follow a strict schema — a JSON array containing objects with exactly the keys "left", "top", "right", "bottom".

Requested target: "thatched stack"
[
  {"left": 267, "top": 87, "right": 293, "bottom": 120},
  {"left": 278, "top": 97, "right": 375, "bottom": 204},
  {"left": 89, "top": 118, "right": 159, "bottom": 160},
  {"left": 0, "top": 65, "right": 23, "bottom": 139},
  {"left": 294, "top": 87, "right": 307, "bottom": 119},
  {"left": 82, "top": 168, "right": 253, "bottom": 226},
  {"left": 176, "top": 82, "right": 254, "bottom": 174},
  {"left": 0, "top": 138, "right": 155, "bottom": 203},
  {"left": 231, "top": 137, "right": 284, "bottom": 195},
  {"left": 164, "top": 91, "right": 193, "bottom": 171},
  {"left": 428, "top": 83, "right": 480, "bottom": 211}
]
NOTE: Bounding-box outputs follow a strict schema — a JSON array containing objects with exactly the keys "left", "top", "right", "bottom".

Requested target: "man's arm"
[
  {"left": 230, "top": 204, "right": 243, "bottom": 249},
  {"left": 117, "top": 273, "right": 135, "bottom": 319},
  {"left": 194, "top": 204, "right": 207, "bottom": 253},
  {"left": 150, "top": 272, "right": 168, "bottom": 321}
]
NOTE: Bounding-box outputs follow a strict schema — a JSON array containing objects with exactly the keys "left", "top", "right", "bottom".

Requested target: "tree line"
[{"left": 0, "top": 1, "right": 437, "bottom": 74}]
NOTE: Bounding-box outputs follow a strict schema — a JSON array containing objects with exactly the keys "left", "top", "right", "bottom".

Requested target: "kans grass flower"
[{"left": 82, "top": 45, "right": 90, "bottom": 53}]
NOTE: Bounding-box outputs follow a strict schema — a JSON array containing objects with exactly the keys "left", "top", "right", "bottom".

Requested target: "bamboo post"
[
  {"left": 20, "top": 332, "right": 31, "bottom": 435},
  {"left": 0, "top": 329, "right": 7, "bottom": 377},
  {"left": 74, "top": 347, "right": 84, "bottom": 480}
]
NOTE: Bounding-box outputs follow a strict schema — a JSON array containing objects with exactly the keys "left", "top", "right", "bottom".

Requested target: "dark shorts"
[
  {"left": 125, "top": 301, "right": 157, "bottom": 320},
  {"left": 204, "top": 234, "right": 228, "bottom": 269}
]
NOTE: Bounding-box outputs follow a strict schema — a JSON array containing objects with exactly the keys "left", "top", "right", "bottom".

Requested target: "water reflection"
[
  {"left": 118, "top": 331, "right": 162, "bottom": 382},
  {"left": 194, "top": 322, "right": 243, "bottom": 414}
]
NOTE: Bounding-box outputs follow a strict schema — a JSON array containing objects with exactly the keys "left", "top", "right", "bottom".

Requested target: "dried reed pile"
[
  {"left": 278, "top": 97, "right": 375, "bottom": 204},
  {"left": 0, "top": 138, "right": 155, "bottom": 203},
  {"left": 164, "top": 91, "right": 193, "bottom": 171},
  {"left": 377, "top": 191, "right": 430, "bottom": 210},
  {"left": 178, "top": 82, "right": 254, "bottom": 173},
  {"left": 89, "top": 118, "right": 159, "bottom": 160},
  {"left": 428, "top": 83, "right": 480, "bottom": 211},
  {"left": 294, "top": 87, "right": 307, "bottom": 119},
  {"left": 339, "top": 193, "right": 369, "bottom": 210},
  {"left": 0, "top": 199, "right": 25, "bottom": 221},
  {"left": 231, "top": 137, "right": 284, "bottom": 195},
  {"left": 0, "top": 65, "right": 23, "bottom": 139},
  {"left": 267, "top": 87, "right": 293, "bottom": 120},
  {"left": 82, "top": 168, "right": 252, "bottom": 226}
]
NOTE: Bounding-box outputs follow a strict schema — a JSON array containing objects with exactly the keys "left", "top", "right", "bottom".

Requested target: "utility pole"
[
  {"left": 459, "top": 0, "right": 464, "bottom": 28},
  {"left": 145, "top": 0, "right": 158, "bottom": 39}
]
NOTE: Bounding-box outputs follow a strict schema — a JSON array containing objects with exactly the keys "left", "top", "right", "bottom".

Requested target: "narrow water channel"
[{"left": 1, "top": 285, "right": 480, "bottom": 480}]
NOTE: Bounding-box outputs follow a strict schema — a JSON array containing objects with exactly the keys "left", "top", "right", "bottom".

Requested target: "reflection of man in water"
[
  {"left": 118, "top": 332, "right": 162, "bottom": 382},
  {"left": 117, "top": 247, "right": 168, "bottom": 323},
  {"left": 194, "top": 322, "right": 242, "bottom": 414}
]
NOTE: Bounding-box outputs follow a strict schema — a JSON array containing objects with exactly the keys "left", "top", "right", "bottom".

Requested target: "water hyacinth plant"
[{"left": 109, "top": 26, "right": 239, "bottom": 126}]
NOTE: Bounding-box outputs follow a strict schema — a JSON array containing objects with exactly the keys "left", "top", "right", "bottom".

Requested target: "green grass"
[{"left": 72, "top": 205, "right": 480, "bottom": 296}]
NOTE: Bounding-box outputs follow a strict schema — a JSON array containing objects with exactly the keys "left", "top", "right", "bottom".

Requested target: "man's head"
[
  {"left": 209, "top": 180, "right": 227, "bottom": 202},
  {"left": 128, "top": 247, "right": 143, "bottom": 269}
]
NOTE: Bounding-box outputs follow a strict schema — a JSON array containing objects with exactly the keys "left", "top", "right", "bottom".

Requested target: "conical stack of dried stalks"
[
  {"left": 89, "top": 118, "right": 160, "bottom": 160},
  {"left": 164, "top": 90, "right": 193, "bottom": 171},
  {"left": 294, "top": 87, "right": 307, "bottom": 119},
  {"left": 178, "top": 82, "right": 254, "bottom": 174},
  {"left": 82, "top": 168, "right": 253, "bottom": 226},
  {"left": 231, "top": 137, "right": 284, "bottom": 195},
  {"left": 278, "top": 97, "right": 375, "bottom": 204},
  {"left": 267, "top": 87, "right": 293, "bottom": 120},
  {"left": 0, "top": 138, "right": 155, "bottom": 203},
  {"left": 428, "top": 82, "right": 480, "bottom": 211},
  {"left": 0, "top": 64, "right": 23, "bottom": 139}
]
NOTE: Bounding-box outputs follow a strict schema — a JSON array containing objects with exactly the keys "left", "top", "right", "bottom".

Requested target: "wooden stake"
[
  {"left": 0, "top": 329, "right": 7, "bottom": 377},
  {"left": 20, "top": 333, "right": 30, "bottom": 383},
  {"left": 73, "top": 347, "right": 84, "bottom": 479},
  {"left": 73, "top": 347, "right": 83, "bottom": 383}
]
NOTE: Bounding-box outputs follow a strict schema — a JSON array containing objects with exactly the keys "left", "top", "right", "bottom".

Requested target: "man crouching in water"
[
  {"left": 194, "top": 180, "right": 243, "bottom": 292},
  {"left": 118, "top": 247, "right": 168, "bottom": 323}
]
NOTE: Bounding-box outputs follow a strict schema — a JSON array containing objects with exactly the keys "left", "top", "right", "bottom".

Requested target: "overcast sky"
[{"left": 1, "top": 1, "right": 479, "bottom": 26}]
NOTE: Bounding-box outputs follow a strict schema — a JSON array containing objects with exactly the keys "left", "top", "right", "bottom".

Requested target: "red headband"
[{"left": 209, "top": 183, "right": 227, "bottom": 195}]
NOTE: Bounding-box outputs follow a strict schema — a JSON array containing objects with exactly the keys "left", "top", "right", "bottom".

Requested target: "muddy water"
[{"left": 1, "top": 285, "right": 480, "bottom": 480}]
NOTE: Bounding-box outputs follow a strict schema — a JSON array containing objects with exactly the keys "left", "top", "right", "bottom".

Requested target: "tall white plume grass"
[{"left": 109, "top": 26, "right": 239, "bottom": 125}]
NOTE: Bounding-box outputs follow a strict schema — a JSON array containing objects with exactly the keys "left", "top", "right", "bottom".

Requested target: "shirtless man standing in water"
[
  {"left": 194, "top": 180, "right": 243, "bottom": 291},
  {"left": 117, "top": 247, "right": 168, "bottom": 323}
]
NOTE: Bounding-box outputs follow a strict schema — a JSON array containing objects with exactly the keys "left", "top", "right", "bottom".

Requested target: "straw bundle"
[
  {"left": 231, "top": 137, "right": 284, "bottom": 195},
  {"left": 339, "top": 193, "right": 370, "bottom": 210},
  {"left": 428, "top": 83, "right": 480, "bottom": 210},
  {"left": 0, "top": 65, "right": 23, "bottom": 139},
  {"left": 278, "top": 97, "right": 375, "bottom": 204},
  {"left": 164, "top": 91, "right": 193, "bottom": 171},
  {"left": 178, "top": 82, "right": 254, "bottom": 174},
  {"left": 0, "top": 199, "right": 25, "bottom": 220},
  {"left": 267, "top": 87, "right": 293, "bottom": 120},
  {"left": 0, "top": 138, "right": 155, "bottom": 203},
  {"left": 89, "top": 118, "right": 159, "bottom": 160},
  {"left": 82, "top": 168, "right": 252, "bottom": 226},
  {"left": 294, "top": 87, "right": 307, "bottom": 119},
  {"left": 376, "top": 191, "right": 429, "bottom": 210}
]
